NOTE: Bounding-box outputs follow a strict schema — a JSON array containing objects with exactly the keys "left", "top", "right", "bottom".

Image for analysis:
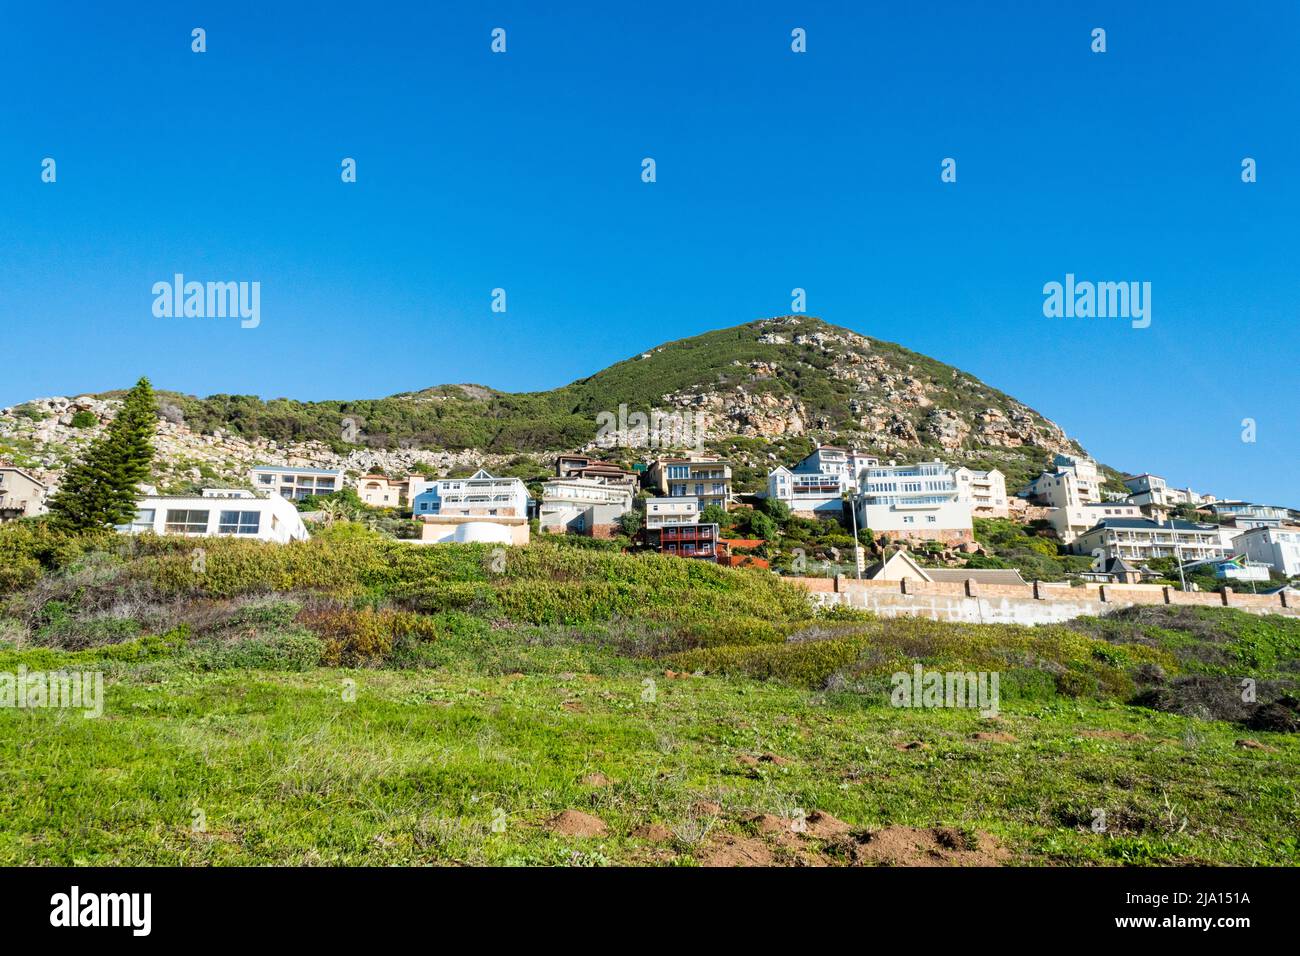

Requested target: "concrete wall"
[{"left": 791, "top": 575, "right": 1297, "bottom": 625}]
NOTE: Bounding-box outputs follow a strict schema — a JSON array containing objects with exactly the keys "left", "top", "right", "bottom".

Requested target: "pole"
[
  {"left": 848, "top": 491, "right": 862, "bottom": 580},
  {"left": 1171, "top": 514, "right": 1187, "bottom": 591}
]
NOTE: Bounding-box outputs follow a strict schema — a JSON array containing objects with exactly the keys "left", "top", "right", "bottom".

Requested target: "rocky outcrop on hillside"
[
  {"left": 1, "top": 316, "right": 1087, "bottom": 496},
  {"left": 652, "top": 316, "right": 1080, "bottom": 459},
  {"left": 0, "top": 396, "right": 548, "bottom": 495}
]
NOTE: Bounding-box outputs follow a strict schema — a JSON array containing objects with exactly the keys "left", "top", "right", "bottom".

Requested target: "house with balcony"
[
  {"left": 1047, "top": 500, "right": 1143, "bottom": 545},
  {"left": 766, "top": 445, "right": 877, "bottom": 517},
  {"left": 410, "top": 469, "right": 529, "bottom": 518},
  {"left": 1021, "top": 454, "right": 1103, "bottom": 507},
  {"left": 953, "top": 467, "right": 1008, "bottom": 517},
  {"left": 853, "top": 460, "right": 973, "bottom": 545},
  {"left": 0, "top": 467, "right": 46, "bottom": 521},
  {"left": 643, "top": 496, "right": 700, "bottom": 529},
  {"left": 553, "top": 455, "right": 639, "bottom": 492},
  {"left": 1204, "top": 501, "right": 1291, "bottom": 529},
  {"left": 356, "top": 474, "right": 420, "bottom": 509},
  {"left": 249, "top": 465, "right": 344, "bottom": 501},
  {"left": 1071, "top": 517, "right": 1227, "bottom": 563},
  {"left": 119, "top": 488, "right": 309, "bottom": 543},
  {"left": 539, "top": 477, "right": 633, "bottom": 537},
  {"left": 644, "top": 457, "right": 731, "bottom": 512},
  {"left": 1232, "top": 525, "right": 1300, "bottom": 577},
  {"left": 642, "top": 521, "right": 719, "bottom": 561}
]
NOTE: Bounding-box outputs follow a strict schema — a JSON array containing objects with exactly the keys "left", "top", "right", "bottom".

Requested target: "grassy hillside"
[
  {"left": 82, "top": 316, "right": 1085, "bottom": 492},
  {"left": 2, "top": 525, "right": 1296, "bottom": 865}
]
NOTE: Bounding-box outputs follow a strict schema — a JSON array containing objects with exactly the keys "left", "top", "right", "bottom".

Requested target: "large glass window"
[
  {"left": 218, "top": 510, "right": 261, "bottom": 535},
  {"left": 116, "top": 508, "right": 155, "bottom": 532},
  {"left": 165, "top": 509, "right": 210, "bottom": 533}
]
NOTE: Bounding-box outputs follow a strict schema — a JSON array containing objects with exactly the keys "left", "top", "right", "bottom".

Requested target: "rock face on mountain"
[{"left": 0, "top": 316, "right": 1085, "bottom": 495}]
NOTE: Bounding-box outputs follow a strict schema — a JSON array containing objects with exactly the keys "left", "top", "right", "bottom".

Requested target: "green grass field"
[{"left": 1, "top": 527, "right": 1297, "bottom": 866}]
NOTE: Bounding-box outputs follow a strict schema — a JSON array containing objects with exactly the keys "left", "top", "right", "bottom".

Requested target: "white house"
[
  {"left": 1232, "top": 525, "right": 1300, "bottom": 577},
  {"left": 1022, "top": 454, "right": 1102, "bottom": 507},
  {"left": 1072, "top": 517, "right": 1227, "bottom": 563},
  {"left": 1206, "top": 501, "right": 1290, "bottom": 529},
  {"left": 539, "top": 477, "right": 633, "bottom": 537},
  {"left": 644, "top": 496, "right": 700, "bottom": 529},
  {"left": 120, "top": 488, "right": 309, "bottom": 543},
  {"left": 854, "top": 460, "right": 974, "bottom": 545},
  {"left": 952, "top": 467, "right": 1008, "bottom": 517},
  {"left": 1047, "top": 500, "right": 1143, "bottom": 545},
  {"left": 766, "top": 445, "right": 877, "bottom": 517},
  {"left": 411, "top": 469, "right": 529, "bottom": 518},
  {"left": 0, "top": 467, "right": 46, "bottom": 521},
  {"left": 249, "top": 465, "right": 344, "bottom": 501}
]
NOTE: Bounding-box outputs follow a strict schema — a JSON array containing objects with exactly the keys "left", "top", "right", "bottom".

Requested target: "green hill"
[{"left": 125, "top": 315, "right": 1088, "bottom": 492}]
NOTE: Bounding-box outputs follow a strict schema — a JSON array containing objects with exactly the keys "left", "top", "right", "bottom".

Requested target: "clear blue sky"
[{"left": 1, "top": 1, "right": 1296, "bottom": 505}]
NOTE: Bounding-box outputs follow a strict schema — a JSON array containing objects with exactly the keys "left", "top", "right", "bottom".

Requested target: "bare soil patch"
[{"left": 547, "top": 810, "right": 608, "bottom": 837}]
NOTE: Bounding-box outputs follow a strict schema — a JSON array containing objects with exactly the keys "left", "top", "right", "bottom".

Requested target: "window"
[
  {"left": 903, "top": 516, "right": 915, "bottom": 524},
  {"left": 926, "top": 515, "right": 936, "bottom": 523},
  {"left": 218, "top": 510, "right": 261, "bottom": 535},
  {"left": 118, "top": 508, "right": 155, "bottom": 532},
  {"left": 667, "top": 465, "right": 689, "bottom": 480},
  {"left": 257, "top": 474, "right": 274, "bottom": 485},
  {"left": 165, "top": 509, "right": 210, "bottom": 534}
]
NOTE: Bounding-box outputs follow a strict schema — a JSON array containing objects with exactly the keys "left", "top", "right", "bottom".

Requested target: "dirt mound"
[
  {"left": 970, "top": 732, "right": 1017, "bottom": 743},
  {"left": 632, "top": 823, "right": 674, "bottom": 842},
  {"left": 826, "top": 826, "right": 1009, "bottom": 867},
  {"left": 580, "top": 772, "right": 612, "bottom": 787},
  {"left": 1080, "top": 730, "right": 1148, "bottom": 742},
  {"left": 738, "top": 753, "right": 792, "bottom": 767},
  {"left": 698, "top": 833, "right": 777, "bottom": 866},
  {"left": 895, "top": 740, "right": 930, "bottom": 751},
  {"left": 547, "top": 810, "right": 608, "bottom": 837},
  {"left": 1235, "top": 738, "right": 1277, "bottom": 752},
  {"left": 691, "top": 800, "right": 722, "bottom": 816},
  {"left": 805, "top": 811, "right": 852, "bottom": 838}
]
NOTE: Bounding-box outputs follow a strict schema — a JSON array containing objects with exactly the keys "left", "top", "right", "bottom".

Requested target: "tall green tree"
[{"left": 48, "top": 377, "right": 158, "bottom": 531}]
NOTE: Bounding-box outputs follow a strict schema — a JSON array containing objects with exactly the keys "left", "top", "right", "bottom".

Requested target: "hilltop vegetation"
[
  {"left": 60, "top": 316, "right": 1085, "bottom": 495},
  {"left": 1, "top": 525, "right": 1296, "bottom": 866}
]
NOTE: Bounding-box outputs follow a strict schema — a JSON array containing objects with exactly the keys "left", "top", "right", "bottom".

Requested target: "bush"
[
  {"left": 189, "top": 628, "right": 323, "bottom": 671},
  {"left": 297, "top": 605, "right": 440, "bottom": 666}
]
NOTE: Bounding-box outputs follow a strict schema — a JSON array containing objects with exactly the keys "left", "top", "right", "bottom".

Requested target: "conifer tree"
[{"left": 47, "top": 377, "right": 158, "bottom": 531}]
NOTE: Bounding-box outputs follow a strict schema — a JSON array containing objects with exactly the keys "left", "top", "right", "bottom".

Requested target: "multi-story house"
[
  {"left": 953, "top": 467, "right": 1008, "bottom": 517},
  {"left": 853, "top": 460, "right": 974, "bottom": 545},
  {"left": 1121, "top": 473, "right": 1175, "bottom": 517},
  {"left": 553, "top": 455, "right": 639, "bottom": 493},
  {"left": 1022, "top": 454, "right": 1102, "bottom": 507},
  {"left": 249, "top": 465, "right": 344, "bottom": 501},
  {"left": 1232, "top": 525, "right": 1300, "bottom": 577},
  {"left": 644, "top": 457, "right": 731, "bottom": 512},
  {"left": 411, "top": 469, "right": 529, "bottom": 518},
  {"left": 0, "top": 467, "right": 46, "bottom": 521},
  {"left": 643, "top": 496, "right": 700, "bottom": 529},
  {"left": 1047, "top": 500, "right": 1143, "bottom": 545},
  {"left": 1072, "top": 517, "right": 1228, "bottom": 563},
  {"left": 642, "top": 521, "right": 719, "bottom": 561},
  {"left": 119, "top": 488, "right": 309, "bottom": 543},
  {"left": 356, "top": 474, "right": 420, "bottom": 509},
  {"left": 766, "top": 445, "right": 877, "bottom": 517},
  {"left": 1205, "top": 501, "right": 1291, "bottom": 529},
  {"left": 539, "top": 477, "right": 633, "bottom": 537}
]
